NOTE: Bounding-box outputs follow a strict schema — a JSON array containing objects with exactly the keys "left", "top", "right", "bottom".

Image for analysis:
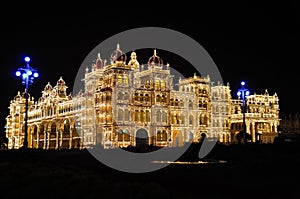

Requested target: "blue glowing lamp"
[
  {"left": 15, "top": 71, "right": 21, "bottom": 77},
  {"left": 25, "top": 57, "right": 30, "bottom": 62},
  {"left": 241, "top": 81, "right": 245, "bottom": 86},
  {"left": 15, "top": 56, "right": 39, "bottom": 84}
]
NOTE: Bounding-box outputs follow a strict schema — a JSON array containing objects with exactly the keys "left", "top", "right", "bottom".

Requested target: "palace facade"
[{"left": 5, "top": 45, "right": 280, "bottom": 149}]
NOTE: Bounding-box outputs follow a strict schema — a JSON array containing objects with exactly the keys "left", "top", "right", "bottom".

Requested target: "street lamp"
[
  {"left": 237, "top": 81, "right": 250, "bottom": 143},
  {"left": 15, "top": 56, "right": 39, "bottom": 149}
]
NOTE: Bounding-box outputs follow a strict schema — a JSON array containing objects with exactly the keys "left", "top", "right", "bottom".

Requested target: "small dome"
[
  {"left": 95, "top": 53, "right": 105, "bottom": 68},
  {"left": 110, "top": 44, "right": 127, "bottom": 64},
  {"left": 21, "top": 90, "right": 30, "bottom": 99},
  {"left": 56, "top": 77, "right": 66, "bottom": 86},
  {"left": 13, "top": 91, "right": 22, "bottom": 101},
  {"left": 148, "top": 49, "right": 163, "bottom": 67},
  {"left": 44, "top": 82, "right": 53, "bottom": 91}
]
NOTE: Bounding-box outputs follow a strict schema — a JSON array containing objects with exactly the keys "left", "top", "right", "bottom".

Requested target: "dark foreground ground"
[{"left": 1, "top": 142, "right": 300, "bottom": 199}]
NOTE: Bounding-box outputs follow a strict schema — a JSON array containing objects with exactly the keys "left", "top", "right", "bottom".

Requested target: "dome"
[
  {"left": 56, "top": 77, "right": 66, "bottom": 86},
  {"left": 110, "top": 44, "right": 127, "bottom": 64},
  {"left": 148, "top": 49, "right": 163, "bottom": 67},
  {"left": 21, "top": 89, "right": 30, "bottom": 99},
  {"left": 44, "top": 82, "right": 53, "bottom": 91},
  {"left": 95, "top": 53, "right": 105, "bottom": 68},
  {"left": 13, "top": 91, "right": 22, "bottom": 101}
]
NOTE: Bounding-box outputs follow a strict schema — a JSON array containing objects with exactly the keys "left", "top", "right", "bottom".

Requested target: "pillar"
[
  {"left": 251, "top": 122, "right": 256, "bottom": 142},
  {"left": 43, "top": 131, "right": 47, "bottom": 149}
]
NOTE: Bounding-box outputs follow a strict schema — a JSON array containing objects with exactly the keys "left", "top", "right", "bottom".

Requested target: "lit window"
[
  {"left": 123, "top": 75, "right": 128, "bottom": 84},
  {"left": 117, "top": 75, "right": 122, "bottom": 84}
]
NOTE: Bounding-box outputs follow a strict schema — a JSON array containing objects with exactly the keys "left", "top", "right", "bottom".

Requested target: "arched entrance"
[{"left": 135, "top": 129, "right": 149, "bottom": 148}]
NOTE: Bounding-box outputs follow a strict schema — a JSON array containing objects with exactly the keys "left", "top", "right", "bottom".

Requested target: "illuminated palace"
[{"left": 5, "top": 45, "right": 280, "bottom": 149}]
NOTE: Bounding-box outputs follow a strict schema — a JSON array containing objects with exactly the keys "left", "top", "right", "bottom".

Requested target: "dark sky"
[{"left": 1, "top": 2, "right": 299, "bottom": 136}]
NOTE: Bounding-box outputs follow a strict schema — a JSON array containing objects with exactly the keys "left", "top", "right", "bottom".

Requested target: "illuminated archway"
[{"left": 135, "top": 128, "right": 149, "bottom": 148}]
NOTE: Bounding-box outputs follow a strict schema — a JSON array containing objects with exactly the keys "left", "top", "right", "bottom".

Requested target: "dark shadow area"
[{"left": 1, "top": 142, "right": 300, "bottom": 199}]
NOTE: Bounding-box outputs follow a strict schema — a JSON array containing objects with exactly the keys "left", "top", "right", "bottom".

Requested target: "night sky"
[{"left": 1, "top": 2, "right": 299, "bottom": 138}]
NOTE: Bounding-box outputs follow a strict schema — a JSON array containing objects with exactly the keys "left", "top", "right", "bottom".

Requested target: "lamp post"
[
  {"left": 237, "top": 81, "right": 250, "bottom": 144},
  {"left": 15, "top": 57, "right": 39, "bottom": 149}
]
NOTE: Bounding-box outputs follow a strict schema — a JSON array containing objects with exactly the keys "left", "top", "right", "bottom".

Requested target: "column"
[
  {"left": 251, "top": 122, "right": 256, "bottom": 142},
  {"left": 69, "top": 128, "right": 73, "bottom": 149},
  {"left": 36, "top": 130, "right": 39, "bottom": 149},
  {"left": 43, "top": 131, "right": 47, "bottom": 149},
  {"left": 46, "top": 131, "right": 50, "bottom": 149},
  {"left": 56, "top": 131, "right": 59, "bottom": 149}
]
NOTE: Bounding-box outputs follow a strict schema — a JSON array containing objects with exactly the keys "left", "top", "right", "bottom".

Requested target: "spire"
[
  {"left": 117, "top": 43, "right": 120, "bottom": 50},
  {"left": 154, "top": 49, "right": 157, "bottom": 56},
  {"left": 265, "top": 89, "right": 269, "bottom": 95}
]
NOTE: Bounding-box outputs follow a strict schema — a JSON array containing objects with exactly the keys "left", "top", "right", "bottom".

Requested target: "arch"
[
  {"left": 189, "top": 132, "right": 194, "bottom": 142},
  {"left": 62, "top": 119, "right": 71, "bottom": 149},
  {"left": 156, "top": 110, "right": 161, "bottom": 123},
  {"left": 49, "top": 122, "right": 57, "bottom": 149},
  {"left": 31, "top": 125, "right": 38, "bottom": 149},
  {"left": 124, "top": 129, "right": 130, "bottom": 141},
  {"left": 27, "top": 126, "right": 32, "bottom": 148},
  {"left": 146, "top": 110, "right": 150, "bottom": 122},
  {"left": 155, "top": 79, "right": 160, "bottom": 90},
  {"left": 124, "top": 109, "right": 130, "bottom": 121},
  {"left": 38, "top": 124, "right": 45, "bottom": 149},
  {"left": 140, "top": 110, "right": 146, "bottom": 123},
  {"left": 161, "top": 80, "right": 166, "bottom": 90},
  {"left": 135, "top": 128, "right": 149, "bottom": 148},
  {"left": 161, "top": 94, "right": 166, "bottom": 103},
  {"left": 157, "top": 130, "right": 167, "bottom": 141},
  {"left": 189, "top": 115, "right": 193, "bottom": 125},
  {"left": 188, "top": 100, "right": 193, "bottom": 109},
  {"left": 144, "top": 93, "right": 149, "bottom": 101},
  {"left": 162, "top": 111, "right": 167, "bottom": 123},
  {"left": 118, "top": 109, "right": 124, "bottom": 121},
  {"left": 156, "top": 94, "right": 161, "bottom": 102},
  {"left": 117, "top": 91, "right": 123, "bottom": 100},
  {"left": 123, "top": 92, "right": 129, "bottom": 100}
]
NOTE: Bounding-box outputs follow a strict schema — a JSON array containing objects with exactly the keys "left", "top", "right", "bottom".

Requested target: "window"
[
  {"left": 162, "top": 111, "right": 167, "bottom": 123},
  {"left": 117, "top": 75, "right": 122, "bottom": 84},
  {"left": 140, "top": 110, "right": 146, "bottom": 123},
  {"left": 161, "top": 80, "right": 166, "bottom": 90},
  {"left": 144, "top": 93, "right": 149, "bottom": 101},
  {"left": 189, "top": 100, "right": 193, "bottom": 109},
  {"left": 156, "top": 110, "right": 161, "bottom": 123},
  {"left": 123, "top": 92, "right": 129, "bottom": 100},
  {"left": 134, "top": 93, "right": 139, "bottom": 101},
  {"left": 123, "top": 75, "right": 128, "bottom": 84},
  {"left": 146, "top": 110, "right": 150, "bottom": 122},
  {"left": 155, "top": 79, "right": 160, "bottom": 90},
  {"left": 156, "top": 95, "right": 161, "bottom": 102},
  {"left": 118, "top": 109, "right": 124, "bottom": 121},
  {"left": 161, "top": 94, "right": 166, "bottom": 103},
  {"left": 189, "top": 115, "right": 193, "bottom": 125},
  {"left": 134, "top": 110, "right": 139, "bottom": 122},
  {"left": 124, "top": 109, "right": 130, "bottom": 121}
]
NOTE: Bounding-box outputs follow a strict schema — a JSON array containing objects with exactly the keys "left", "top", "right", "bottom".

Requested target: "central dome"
[
  {"left": 110, "top": 44, "right": 127, "bottom": 64},
  {"left": 148, "top": 49, "right": 163, "bottom": 67}
]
